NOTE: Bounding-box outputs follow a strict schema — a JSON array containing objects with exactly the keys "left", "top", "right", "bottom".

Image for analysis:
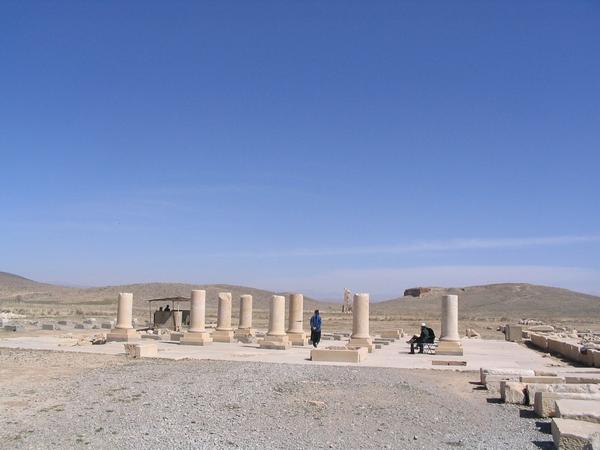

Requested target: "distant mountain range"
[{"left": 2, "top": 271, "right": 599, "bottom": 319}]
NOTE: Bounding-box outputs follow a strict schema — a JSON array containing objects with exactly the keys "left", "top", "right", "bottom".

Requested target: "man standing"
[{"left": 309, "top": 310, "right": 322, "bottom": 348}]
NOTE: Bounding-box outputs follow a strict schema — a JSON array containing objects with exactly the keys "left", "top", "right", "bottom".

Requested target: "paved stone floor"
[{"left": 2, "top": 333, "right": 599, "bottom": 373}]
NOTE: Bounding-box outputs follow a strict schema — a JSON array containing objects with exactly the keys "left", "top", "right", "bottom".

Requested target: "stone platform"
[{"left": 4, "top": 335, "right": 600, "bottom": 374}]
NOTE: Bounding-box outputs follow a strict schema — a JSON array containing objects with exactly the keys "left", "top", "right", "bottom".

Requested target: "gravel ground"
[{"left": 0, "top": 349, "right": 553, "bottom": 449}]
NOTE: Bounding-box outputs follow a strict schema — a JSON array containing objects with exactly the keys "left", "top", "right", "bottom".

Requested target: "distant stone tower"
[{"left": 342, "top": 288, "right": 352, "bottom": 313}]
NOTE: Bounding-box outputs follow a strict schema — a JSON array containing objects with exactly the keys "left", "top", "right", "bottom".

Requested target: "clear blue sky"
[{"left": 1, "top": 1, "right": 599, "bottom": 299}]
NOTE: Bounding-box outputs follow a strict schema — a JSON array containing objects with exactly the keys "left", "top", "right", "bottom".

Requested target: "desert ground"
[
  {"left": 0, "top": 348, "right": 554, "bottom": 449},
  {"left": 2, "top": 272, "right": 600, "bottom": 449}
]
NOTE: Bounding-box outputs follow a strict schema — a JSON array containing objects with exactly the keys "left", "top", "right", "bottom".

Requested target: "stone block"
[
  {"left": 530, "top": 333, "right": 549, "bottom": 352},
  {"left": 310, "top": 346, "right": 368, "bottom": 363},
  {"left": 432, "top": 360, "right": 467, "bottom": 366},
  {"left": 373, "top": 339, "right": 390, "bottom": 346},
  {"left": 287, "top": 331, "right": 309, "bottom": 346},
  {"left": 480, "top": 368, "right": 535, "bottom": 385},
  {"left": 57, "top": 320, "right": 68, "bottom": 325},
  {"left": 348, "top": 337, "right": 374, "bottom": 353},
  {"left": 547, "top": 338, "right": 564, "bottom": 354},
  {"left": 527, "top": 384, "right": 600, "bottom": 406},
  {"left": 500, "top": 381, "right": 527, "bottom": 404},
  {"left": 436, "top": 340, "right": 463, "bottom": 356},
  {"left": 534, "top": 370, "right": 559, "bottom": 376},
  {"left": 333, "top": 334, "right": 342, "bottom": 341},
  {"left": 380, "top": 329, "right": 402, "bottom": 339},
  {"left": 74, "top": 323, "right": 85, "bottom": 329},
  {"left": 260, "top": 334, "right": 291, "bottom": 350},
  {"left": 106, "top": 328, "right": 139, "bottom": 342},
  {"left": 3, "top": 324, "right": 24, "bottom": 332},
  {"left": 180, "top": 331, "right": 213, "bottom": 346},
  {"left": 556, "top": 399, "right": 600, "bottom": 424},
  {"left": 505, "top": 324, "right": 523, "bottom": 342},
  {"left": 551, "top": 418, "right": 600, "bottom": 449},
  {"left": 170, "top": 332, "right": 184, "bottom": 342},
  {"left": 123, "top": 342, "right": 158, "bottom": 358},
  {"left": 528, "top": 325, "right": 555, "bottom": 333},
  {"left": 520, "top": 376, "right": 566, "bottom": 384},
  {"left": 42, "top": 324, "right": 56, "bottom": 330},
  {"left": 566, "top": 375, "right": 600, "bottom": 385},
  {"left": 212, "top": 329, "right": 236, "bottom": 343},
  {"left": 594, "top": 350, "right": 600, "bottom": 369},
  {"left": 83, "top": 319, "right": 96, "bottom": 325},
  {"left": 375, "top": 344, "right": 382, "bottom": 350},
  {"left": 534, "top": 391, "right": 600, "bottom": 418}
]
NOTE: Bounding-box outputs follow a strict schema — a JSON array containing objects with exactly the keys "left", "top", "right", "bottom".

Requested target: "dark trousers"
[
  {"left": 410, "top": 341, "right": 424, "bottom": 353},
  {"left": 311, "top": 329, "right": 321, "bottom": 347}
]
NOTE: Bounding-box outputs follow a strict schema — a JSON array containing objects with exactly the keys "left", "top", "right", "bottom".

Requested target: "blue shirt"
[{"left": 310, "top": 314, "right": 322, "bottom": 331}]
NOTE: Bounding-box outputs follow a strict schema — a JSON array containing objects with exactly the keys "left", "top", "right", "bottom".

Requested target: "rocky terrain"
[{"left": 0, "top": 348, "right": 553, "bottom": 449}]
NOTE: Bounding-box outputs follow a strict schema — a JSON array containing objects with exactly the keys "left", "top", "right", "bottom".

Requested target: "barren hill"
[
  {"left": 0, "top": 272, "right": 326, "bottom": 311},
  {"left": 372, "top": 283, "right": 600, "bottom": 320}
]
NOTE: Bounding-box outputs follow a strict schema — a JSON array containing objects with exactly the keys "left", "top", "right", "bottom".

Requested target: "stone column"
[
  {"left": 437, "top": 294, "right": 463, "bottom": 355},
  {"left": 260, "top": 295, "right": 291, "bottom": 350},
  {"left": 212, "top": 292, "right": 235, "bottom": 342},
  {"left": 107, "top": 293, "right": 139, "bottom": 342},
  {"left": 348, "top": 293, "right": 373, "bottom": 352},
  {"left": 235, "top": 295, "right": 255, "bottom": 341},
  {"left": 181, "top": 290, "right": 212, "bottom": 345},
  {"left": 286, "top": 293, "right": 308, "bottom": 346}
]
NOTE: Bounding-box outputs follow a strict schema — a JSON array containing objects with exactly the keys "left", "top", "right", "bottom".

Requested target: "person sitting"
[
  {"left": 408, "top": 323, "right": 433, "bottom": 354},
  {"left": 164, "top": 304, "right": 171, "bottom": 312},
  {"left": 158, "top": 306, "right": 163, "bottom": 312}
]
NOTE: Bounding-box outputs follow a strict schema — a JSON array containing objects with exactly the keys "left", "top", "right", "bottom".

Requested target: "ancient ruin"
[
  {"left": 286, "top": 293, "right": 308, "bottom": 346},
  {"left": 260, "top": 295, "right": 291, "bottom": 350},
  {"left": 348, "top": 293, "right": 373, "bottom": 352},
  {"left": 180, "top": 290, "right": 213, "bottom": 346},
  {"left": 107, "top": 293, "right": 138, "bottom": 342},
  {"left": 212, "top": 292, "right": 235, "bottom": 343},
  {"left": 436, "top": 294, "right": 464, "bottom": 356}
]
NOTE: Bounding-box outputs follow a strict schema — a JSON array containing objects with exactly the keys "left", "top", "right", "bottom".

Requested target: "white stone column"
[
  {"left": 348, "top": 293, "right": 373, "bottom": 351},
  {"left": 189, "top": 290, "right": 206, "bottom": 332},
  {"left": 235, "top": 294, "right": 255, "bottom": 341},
  {"left": 437, "top": 294, "right": 463, "bottom": 355},
  {"left": 286, "top": 293, "right": 308, "bottom": 346},
  {"left": 116, "top": 293, "right": 133, "bottom": 329},
  {"left": 107, "top": 293, "right": 139, "bottom": 342},
  {"left": 212, "top": 292, "right": 235, "bottom": 342},
  {"left": 260, "top": 295, "right": 291, "bottom": 350},
  {"left": 181, "top": 289, "right": 212, "bottom": 345}
]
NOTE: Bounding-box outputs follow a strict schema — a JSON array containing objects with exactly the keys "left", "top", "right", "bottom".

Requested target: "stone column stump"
[
  {"left": 212, "top": 292, "right": 235, "bottom": 343},
  {"left": 260, "top": 295, "right": 291, "bottom": 350},
  {"left": 181, "top": 290, "right": 213, "bottom": 345},
  {"left": 107, "top": 293, "right": 139, "bottom": 342},
  {"left": 286, "top": 293, "right": 308, "bottom": 346}
]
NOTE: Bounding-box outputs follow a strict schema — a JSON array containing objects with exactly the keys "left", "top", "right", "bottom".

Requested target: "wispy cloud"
[{"left": 210, "top": 234, "right": 600, "bottom": 258}]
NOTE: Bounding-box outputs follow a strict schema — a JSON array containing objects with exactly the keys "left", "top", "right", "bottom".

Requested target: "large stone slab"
[
  {"left": 311, "top": 346, "right": 368, "bottom": 363},
  {"left": 527, "top": 384, "right": 600, "bottom": 406},
  {"left": 124, "top": 342, "right": 158, "bottom": 358},
  {"left": 556, "top": 399, "right": 600, "bottom": 424},
  {"left": 480, "top": 368, "right": 535, "bottom": 385},
  {"left": 180, "top": 331, "right": 213, "bottom": 346},
  {"left": 534, "top": 391, "right": 600, "bottom": 418},
  {"left": 107, "top": 328, "right": 139, "bottom": 342},
  {"left": 500, "top": 381, "right": 527, "bottom": 404},
  {"left": 551, "top": 418, "right": 600, "bottom": 449},
  {"left": 520, "top": 376, "right": 566, "bottom": 384},
  {"left": 565, "top": 375, "right": 600, "bottom": 385}
]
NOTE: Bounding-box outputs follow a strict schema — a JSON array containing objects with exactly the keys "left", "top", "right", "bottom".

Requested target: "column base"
[
  {"left": 212, "top": 329, "right": 236, "bottom": 343},
  {"left": 436, "top": 340, "right": 464, "bottom": 356},
  {"left": 107, "top": 328, "right": 139, "bottom": 342},
  {"left": 260, "top": 334, "right": 291, "bottom": 350},
  {"left": 348, "top": 337, "right": 374, "bottom": 353},
  {"left": 287, "top": 331, "right": 309, "bottom": 346},
  {"left": 180, "top": 331, "right": 213, "bottom": 346},
  {"left": 235, "top": 328, "right": 256, "bottom": 343}
]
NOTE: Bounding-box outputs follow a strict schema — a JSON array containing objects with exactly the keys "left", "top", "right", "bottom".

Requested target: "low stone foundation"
[{"left": 311, "top": 346, "right": 368, "bottom": 363}]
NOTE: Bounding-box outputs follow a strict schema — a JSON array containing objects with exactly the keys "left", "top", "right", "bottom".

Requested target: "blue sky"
[{"left": 1, "top": 1, "right": 599, "bottom": 299}]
